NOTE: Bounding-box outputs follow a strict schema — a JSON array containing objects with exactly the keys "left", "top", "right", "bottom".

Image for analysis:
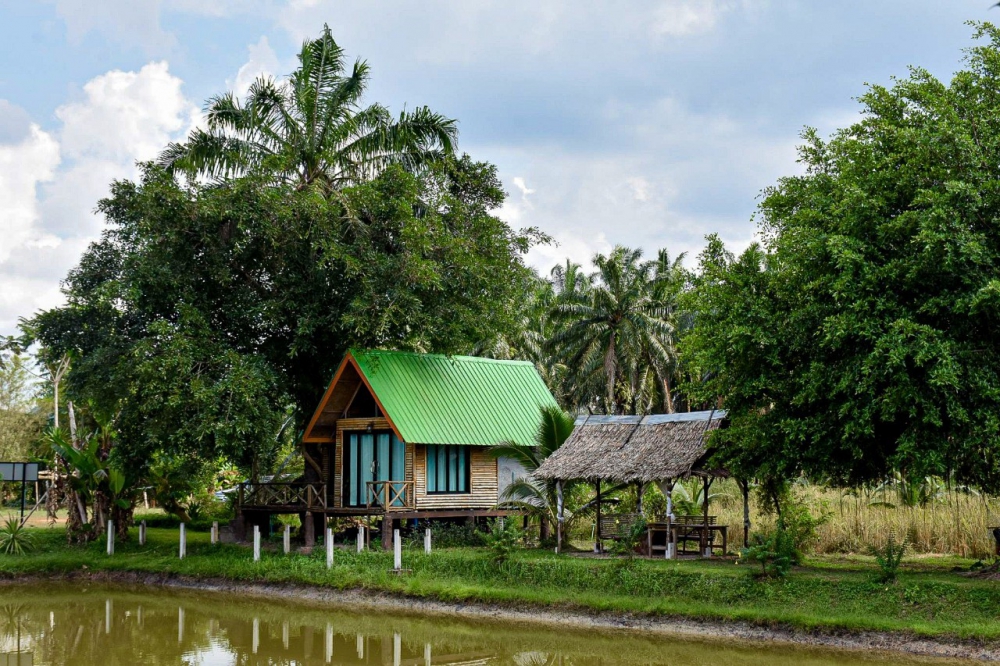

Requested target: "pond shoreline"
[{"left": 3, "top": 570, "right": 996, "bottom": 662}]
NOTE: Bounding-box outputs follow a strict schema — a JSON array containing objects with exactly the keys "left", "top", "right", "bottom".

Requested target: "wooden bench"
[
  {"left": 599, "top": 513, "right": 643, "bottom": 540},
  {"left": 646, "top": 515, "right": 728, "bottom": 556}
]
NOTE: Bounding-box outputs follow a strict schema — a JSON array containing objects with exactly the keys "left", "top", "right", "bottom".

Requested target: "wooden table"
[{"left": 647, "top": 516, "right": 728, "bottom": 557}]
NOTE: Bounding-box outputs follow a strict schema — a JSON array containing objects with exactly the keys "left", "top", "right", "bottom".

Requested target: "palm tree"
[
  {"left": 158, "top": 25, "right": 458, "bottom": 193},
  {"left": 550, "top": 246, "right": 673, "bottom": 414},
  {"left": 647, "top": 249, "right": 688, "bottom": 413},
  {"left": 491, "top": 405, "right": 575, "bottom": 543}
]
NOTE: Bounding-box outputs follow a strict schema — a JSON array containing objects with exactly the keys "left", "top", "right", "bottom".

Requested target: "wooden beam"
[{"left": 302, "top": 356, "right": 353, "bottom": 442}]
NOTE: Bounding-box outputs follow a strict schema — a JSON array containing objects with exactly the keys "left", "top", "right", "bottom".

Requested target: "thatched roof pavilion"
[
  {"left": 534, "top": 410, "right": 739, "bottom": 557},
  {"left": 534, "top": 410, "right": 726, "bottom": 484}
]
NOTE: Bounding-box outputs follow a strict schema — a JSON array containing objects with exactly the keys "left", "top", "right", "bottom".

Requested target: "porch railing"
[
  {"left": 239, "top": 482, "right": 327, "bottom": 511},
  {"left": 366, "top": 480, "right": 415, "bottom": 511}
]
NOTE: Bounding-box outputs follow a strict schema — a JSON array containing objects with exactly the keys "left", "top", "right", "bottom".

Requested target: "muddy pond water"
[{"left": 0, "top": 583, "right": 969, "bottom": 665}]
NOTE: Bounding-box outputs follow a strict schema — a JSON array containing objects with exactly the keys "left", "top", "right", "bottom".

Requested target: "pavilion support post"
[
  {"left": 663, "top": 479, "right": 676, "bottom": 559},
  {"left": 636, "top": 482, "right": 644, "bottom": 515},
  {"left": 555, "top": 481, "right": 564, "bottom": 554},
  {"left": 595, "top": 480, "right": 602, "bottom": 554},
  {"left": 701, "top": 477, "right": 713, "bottom": 558},
  {"left": 741, "top": 479, "right": 751, "bottom": 548}
]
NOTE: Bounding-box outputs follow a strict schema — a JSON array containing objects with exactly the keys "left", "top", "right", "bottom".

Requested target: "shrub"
[
  {"left": 741, "top": 528, "right": 795, "bottom": 578},
  {"left": 609, "top": 515, "right": 647, "bottom": 559},
  {"left": 410, "top": 520, "right": 486, "bottom": 548},
  {"left": 870, "top": 532, "right": 907, "bottom": 583},
  {"left": 777, "top": 499, "right": 828, "bottom": 564},
  {"left": 484, "top": 518, "right": 523, "bottom": 565},
  {"left": 0, "top": 515, "right": 34, "bottom": 555}
]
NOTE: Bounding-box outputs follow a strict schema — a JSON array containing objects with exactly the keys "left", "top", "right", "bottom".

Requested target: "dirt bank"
[{"left": 2, "top": 571, "right": 996, "bottom": 662}]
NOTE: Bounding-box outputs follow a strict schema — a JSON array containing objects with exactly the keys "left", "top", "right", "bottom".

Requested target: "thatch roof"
[{"left": 534, "top": 410, "right": 726, "bottom": 484}]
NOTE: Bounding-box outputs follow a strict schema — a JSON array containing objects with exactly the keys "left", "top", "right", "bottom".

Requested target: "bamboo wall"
[
  {"left": 413, "top": 444, "right": 498, "bottom": 510},
  {"left": 325, "top": 418, "right": 498, "bottom": 510}
]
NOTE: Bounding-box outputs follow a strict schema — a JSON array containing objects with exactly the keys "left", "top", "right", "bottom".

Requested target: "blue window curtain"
[
  {"left": 425, "top": 445, "right": 470, "bottom": 494},
  {"left": 348, "top": 434, "right": 360, "bottom": 506},
  {"left": 360, "top": 434, "right": 374, "bottom": 505}
]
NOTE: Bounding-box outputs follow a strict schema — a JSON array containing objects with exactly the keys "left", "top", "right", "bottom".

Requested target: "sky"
[{"left": 0, "top": 0, "right": 994, "bottom": 335}]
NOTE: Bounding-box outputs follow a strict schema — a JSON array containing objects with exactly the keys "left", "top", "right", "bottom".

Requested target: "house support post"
[
  {"left": 304, "top": 511, "right": 315, "bottom": 549},
  {"left": 556, "top": 480, "right": 564, "bottom": 554},
  {"left": 382, "top": 517, "right": 393, "bottom": 550}
]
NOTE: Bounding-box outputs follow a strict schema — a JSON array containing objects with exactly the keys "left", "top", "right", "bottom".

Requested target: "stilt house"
[{"left": 239, "top": 349, "right": 558, "bottom": 544}]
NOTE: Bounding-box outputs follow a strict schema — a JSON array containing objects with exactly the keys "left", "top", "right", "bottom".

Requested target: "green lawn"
[{"left": 3, "top": 525, "right": 999, "bottom": 642}]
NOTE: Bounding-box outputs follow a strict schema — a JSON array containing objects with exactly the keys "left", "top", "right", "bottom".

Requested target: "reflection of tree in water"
[{"left": 0, "top": 585, "right": 913, "bottom": 666}]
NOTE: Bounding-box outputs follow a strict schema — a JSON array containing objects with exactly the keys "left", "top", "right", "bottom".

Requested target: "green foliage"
[
  {"left": 777, "top": 499, "right": 828, "bottom": 565},
  {"left": 549, "top": 246, "right": 687, "bottom": 414},
  {"left": 483, "top": 518, "right": 523, "bottom": 566},
  {"left": 408, "top": 521, "right": 486, "bottom": 549},
  {"left": 683, "top": 24, "right": 1000, "bottom": 492},
  {"left": 159, "top": 26, "right": 456, "bottom": 192},
  {"left": 741, "top": 529, "right": 794, "bottom": 578},
  {"left": 27, "top": 155, "right": 536, "bottom": 480},
  {"left": 870, "top": 533, "right": 908, "bottom": 583},
  {"left": 609, "top": 514, "right": 647, "bottom": 559},
  {"left": 0, "top": 516, "right": 33, "bottom": 555},
  {"left": 0, "top": 351, "right": 45, "bottom": 462}
]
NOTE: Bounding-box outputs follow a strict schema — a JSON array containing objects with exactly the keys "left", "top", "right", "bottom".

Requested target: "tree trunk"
[
  {"left": 662, "top": 375, "right": 675, "bottom": 414},
  {"left": 604, "top": 335, "right": 617, "bottom": 413}
]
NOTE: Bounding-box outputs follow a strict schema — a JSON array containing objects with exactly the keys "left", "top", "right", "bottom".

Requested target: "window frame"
[{"left": 425, "top": 444, "right": 471, "bottom": 495}]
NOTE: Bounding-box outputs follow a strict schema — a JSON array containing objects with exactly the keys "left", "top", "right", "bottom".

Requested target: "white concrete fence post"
[
  {"left": 357, "top": 525, "right": 365, "bottom": 553},
  {"left": 283, "top": 524, "right": 291, "bottom": 554},
  {"left": 424, "top": 527, "right": 431, "bottom": 554},
  {"left": 139, "top": 520, "right": 146, "bottom": 546},
  {"left": 211, "top": 521, "right": 219, "bottom": 545},
  {"left": 393, "top": 529, "right": 402, "bottom": 570},
  {"left": 106, "top": 520, "right": 114, "bottom": 556},
  {"left": 253, "top": 524, "right": 261, "bottom": 562},
  {"left": 326, "top": 527, "right": 334, "bottom": 569},
  {"left": 179, "top": 523, "right": 187, "bottom": 559}
]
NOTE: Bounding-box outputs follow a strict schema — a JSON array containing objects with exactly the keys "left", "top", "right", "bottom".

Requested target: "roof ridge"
[{"left": 350, "top": 348, "right": 536, "bottom": 366}]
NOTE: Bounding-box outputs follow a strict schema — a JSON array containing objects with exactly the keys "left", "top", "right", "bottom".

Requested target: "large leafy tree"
[
  {"left": 685, "top": 23, "right": 1000, "bottom": 491},
  {"left": 159, "top": 26, "right": 457, "bottom": 193},
  {"left": 27, "top": 156, "right": 537, "bottom": 478}
]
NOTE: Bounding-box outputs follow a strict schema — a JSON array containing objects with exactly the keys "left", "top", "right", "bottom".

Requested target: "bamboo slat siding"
[{"left": 413, "top": 445, "right": 498, "bottom": 509}]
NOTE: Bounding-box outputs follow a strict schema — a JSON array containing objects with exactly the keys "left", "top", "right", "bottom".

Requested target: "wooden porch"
[{"left": 238, "top": 480, "right": 515, "bottom": 521}]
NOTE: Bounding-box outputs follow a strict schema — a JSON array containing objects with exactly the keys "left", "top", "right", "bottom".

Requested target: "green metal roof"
[{"left": 350, "top": 349, "right": 558, "bottom": 447}]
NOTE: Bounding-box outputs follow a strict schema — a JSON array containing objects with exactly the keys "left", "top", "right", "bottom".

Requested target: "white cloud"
[
  {"left": 57, "top": 62, "right": 192, "bottom": 163},
  {"left": 0, "top": 63, "right": 198, "bottom": 334},
  {"left": 0, "top": 125, "right": 61, "bottom": 264},
  {"left": 229, "top": 37, "right": 282, "bottom": 99}
]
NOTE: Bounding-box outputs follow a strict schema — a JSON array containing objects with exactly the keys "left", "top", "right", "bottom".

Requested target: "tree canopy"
[
  {"left": 28, "top": 158, "right": 535, "bottom": 476},
  {"left": 684, "top": 23, "right": 1000, "bottom": 491}
]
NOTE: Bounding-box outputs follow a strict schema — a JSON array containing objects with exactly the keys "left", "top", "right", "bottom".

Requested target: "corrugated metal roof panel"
[
  {"left": 575, "top": 411, "right": 723, "bottom": 426},
  {"left": 350, "top": 349, "right": 559, "bottom": 447}
]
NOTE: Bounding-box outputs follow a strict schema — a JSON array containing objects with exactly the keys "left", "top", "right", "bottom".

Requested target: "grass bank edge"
[{"left": 2, "top": 527, "right": 999, "bottom": 642}]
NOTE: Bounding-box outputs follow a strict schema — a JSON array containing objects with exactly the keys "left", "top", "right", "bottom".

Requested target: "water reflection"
[{"left": 0, "top": 584, "right": 963, "bottom": 665}]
